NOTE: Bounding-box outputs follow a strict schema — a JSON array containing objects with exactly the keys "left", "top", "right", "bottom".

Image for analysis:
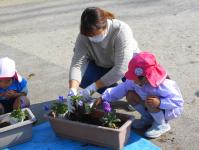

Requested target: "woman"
[{"left": 67, "top": 7, "right": 140, "bottom": 112}]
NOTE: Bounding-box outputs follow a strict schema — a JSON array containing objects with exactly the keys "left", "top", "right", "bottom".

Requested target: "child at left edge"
[{"left": 0, "top": 57, "right": 30, "bottom": 114}]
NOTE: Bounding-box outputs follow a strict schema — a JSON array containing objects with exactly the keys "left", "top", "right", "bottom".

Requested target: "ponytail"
[{"left": 103, "top": 10, "right": 115, "bottom": 20}]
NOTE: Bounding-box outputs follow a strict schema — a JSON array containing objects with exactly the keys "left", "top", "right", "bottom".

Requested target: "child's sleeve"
[
  {"left": 158, "top": 80, "right": 184, "bottom": 110},
  {"left": 18, "top": 78, "right": 28, "bottom": 94},
  {"left": 102, "top": 80, "right": 134, "bottom": 102}
]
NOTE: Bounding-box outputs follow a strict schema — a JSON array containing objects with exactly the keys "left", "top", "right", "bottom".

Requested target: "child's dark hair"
[
  {"left": 138, "top": 75, "right": 171, "bottom": 81},
  {"left": 138, "top": 76, "right": 145, "bottom": 81},
  {"left": 80, "top": 7, "right": 115, "bottom": 36}
]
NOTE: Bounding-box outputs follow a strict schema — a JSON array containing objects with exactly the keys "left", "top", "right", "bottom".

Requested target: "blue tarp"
[{"left": 5, "top": 122, "right": 160, "bottom": 150}]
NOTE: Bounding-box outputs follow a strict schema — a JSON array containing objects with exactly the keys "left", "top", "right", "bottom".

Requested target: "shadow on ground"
[{"left": 195, "top": 91, "right": 199, "bottom": 97}]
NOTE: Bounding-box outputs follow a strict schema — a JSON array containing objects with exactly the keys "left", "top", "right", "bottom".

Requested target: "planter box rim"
[
  {"left": 0, "top": 108, "right": 36, "bottom": 133},
  {"left": 44, "top": 112, "right": 133, "bottom": 132},
  {"left": 44, "top": 111, "right": 133, "bottom": 149}
]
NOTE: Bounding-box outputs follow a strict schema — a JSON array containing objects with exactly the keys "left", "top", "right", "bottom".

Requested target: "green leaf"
[
  {"left": 71, "top": 95, "right": 83, "bottom": 102},
  {"left": 52, "top": 102, "right": 67, "bottom": 115},
  {"left": 10, "top": 108, "right": 26, "bottom": 121},
  {"left": 113, "top": 118, "right": 121, "bottom": 123},
  {"left": 100, "top": 111, "right": 121, "bottom": 129},
  {"left": 90, "top": 90, "right": 95, "bottom": 96},
  {"left": 84, "top": 103, "right": 91, "bottom": 114}
]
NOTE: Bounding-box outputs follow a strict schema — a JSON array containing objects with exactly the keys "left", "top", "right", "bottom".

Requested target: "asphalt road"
[{"left": 0, "top": 0, "right": 199, "bottom": 149}]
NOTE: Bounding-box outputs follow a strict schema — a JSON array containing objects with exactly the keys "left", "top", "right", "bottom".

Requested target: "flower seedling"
[
  {"left": 70, "top": 94, "right": 93, "bottom": 114},
  {"left": 101, "top": 101, "right": 121, "bottom": 129},
  {"left": 44, "top": 94, "right": 122, "bottom": 129},
  {"left": 53, "top": 96, "right": 67, "bottom": 117},
  {"left": 52, "top": 102, "right": 67, "bottom": 116},
  {"left": 10, "top": 109, "right": 26, "bottom": 124},
  {"left": 70, "top": 95, "right": 84, "bottom": 108},
  {"left": 44, "top": 96, "right": 68, "bottom": 118}
]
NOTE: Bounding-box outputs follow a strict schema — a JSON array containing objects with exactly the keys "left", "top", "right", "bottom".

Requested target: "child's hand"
[
  {"left": 145, "top": 96, "right": 160, "bottom": 108},
  {"left": 4, "top": 90, "right": 20, "bottom": 99}
]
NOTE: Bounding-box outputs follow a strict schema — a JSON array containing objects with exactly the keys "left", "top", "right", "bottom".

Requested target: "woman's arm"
[
  {"left": 99, "top": 23, "right": 139, "bottom": 87},
  {"left": 69, "top": 34, "right": 89, "bottom": 88},
  {"left": 95, "top": 80, "right": 105, "bottom": 89},
  {"left": 69, "top": 79, "right": 80, "bottom": 89}
]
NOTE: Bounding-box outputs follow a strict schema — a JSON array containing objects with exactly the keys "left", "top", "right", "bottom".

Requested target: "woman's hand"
[
  {"left": 145, "top": 96, "right": 160, "bottom": 108},
  {"left": 81, "top": 83, "right": 97, "bottom": 99},
  {"left": 66, "top": 88, "right": 77, "bottom": 113}
]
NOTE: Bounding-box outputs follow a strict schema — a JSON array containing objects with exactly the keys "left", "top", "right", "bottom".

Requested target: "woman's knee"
[
  {"left": 13, "top": 96, "right": 30, "bottom": 109},
  {"left": 126, "top": 91, "right": 143, "bottom": 106}
]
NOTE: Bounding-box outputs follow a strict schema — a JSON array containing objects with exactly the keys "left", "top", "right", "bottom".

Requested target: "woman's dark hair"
[{"left": 80, "top": 7, "right": 115, "bottom": 36}]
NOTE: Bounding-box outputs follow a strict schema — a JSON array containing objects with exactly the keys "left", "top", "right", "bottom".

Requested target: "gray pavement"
[{"left": 0, "top": 0, "right": 199, "bottom": 149}]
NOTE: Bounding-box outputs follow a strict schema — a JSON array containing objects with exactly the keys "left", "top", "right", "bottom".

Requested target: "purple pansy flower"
[
  {"left": 103, "top": 101, "right": 111, "bottom": 112},
  {"left": 43, "top": 104, "right": 50, "bottom": 111},
  {"left": 78, "top": 100, "right": 83, "bottom": 107},
  {"left": 58, "top": 96, "right": 64, "bottom": 102},
  {"left": 79, "top": 91, "right": 83, "bottom": 96},
  {"left": 20, "top": 98, "right": 26, "bottom": 108}
]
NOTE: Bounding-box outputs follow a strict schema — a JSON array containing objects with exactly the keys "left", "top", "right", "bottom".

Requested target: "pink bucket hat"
[{"left": 125, "top": 52, "right": 167, "bottom": 87}]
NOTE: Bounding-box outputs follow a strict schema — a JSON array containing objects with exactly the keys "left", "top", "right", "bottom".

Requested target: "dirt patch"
[{"left": 0, "top": 122, "right": 11, "bottom": 128}]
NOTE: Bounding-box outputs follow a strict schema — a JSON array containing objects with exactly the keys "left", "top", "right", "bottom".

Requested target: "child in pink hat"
[
  {"left": 0, "top": 57, "right": 30, "bottom": 114},
  {"left": 97, "top": 51, "right": 184, "bottom": 138}
]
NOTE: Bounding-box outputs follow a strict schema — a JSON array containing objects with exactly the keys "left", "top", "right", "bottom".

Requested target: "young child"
[
  {"left": 0, "top": 57, "right": 30, "bottom": 114},
  {"left": 97, "top": 51, "right": 184, "bottom": 138}
]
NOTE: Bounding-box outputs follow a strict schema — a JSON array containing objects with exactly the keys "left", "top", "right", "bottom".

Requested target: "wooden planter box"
[
  {"left": 0, "top": 108, "right": 36, "bottom": 149},
  {"left": 44, "top": 111, "right": 133, "bottom": 150}
]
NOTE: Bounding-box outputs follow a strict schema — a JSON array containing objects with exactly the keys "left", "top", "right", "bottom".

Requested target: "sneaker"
[
  {"left": 132, "top": 117, "right": 153, "bottom": 129},
  {"left": 144, "top": 122, "right": 171, "bottom": 138}
]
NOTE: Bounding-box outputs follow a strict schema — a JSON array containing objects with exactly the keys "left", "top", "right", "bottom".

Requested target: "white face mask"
[
  {"left": 88, "top": 31, "right": 108, "bottom": 43},
  {"left": 88, "top": 19, "right": 111, "bottom": 43}
]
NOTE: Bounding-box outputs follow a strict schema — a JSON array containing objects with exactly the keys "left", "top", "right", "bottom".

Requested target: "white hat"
[{"left": 0, "top": 57, "right": 16, "bottom": 78}]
